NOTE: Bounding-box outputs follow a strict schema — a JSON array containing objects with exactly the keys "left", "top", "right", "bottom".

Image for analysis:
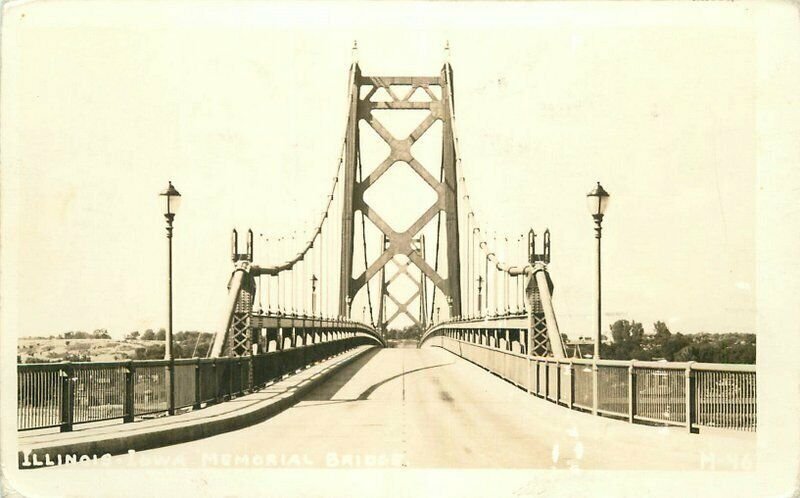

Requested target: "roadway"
[{"left": 28, "top": 345, "right": 755, "bottom": 471}]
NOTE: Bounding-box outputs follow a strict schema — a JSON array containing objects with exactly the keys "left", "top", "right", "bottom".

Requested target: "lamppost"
[
  {"left": 310, "top": 274, "right": 318, "bottom": 316},
  {"left": 586, "top": 181, "right": 609, "bottom": 417},
  {"left": 159, "top": 181, "right": 181, "bottom": 415},
  {"left": 477, "top": 275, "right": 483, "bottom": 315},
  {"left": 586, "top": 181, "right": 610, "bottom": 359}
]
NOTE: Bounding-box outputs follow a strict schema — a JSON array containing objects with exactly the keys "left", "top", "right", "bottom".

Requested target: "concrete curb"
[{"left": 18, "top": 346, "right": 375, "bottom": 469}]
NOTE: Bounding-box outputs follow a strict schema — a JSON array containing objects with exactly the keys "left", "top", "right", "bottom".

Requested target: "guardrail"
[
  {"left": 429, "top": 334, "right": 756, "bottom": 433},
  {"left": 18, "top": 336, "right": 374, "bottom": 432}
]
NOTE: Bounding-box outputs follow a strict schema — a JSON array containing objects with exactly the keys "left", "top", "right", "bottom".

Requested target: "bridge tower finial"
[
  {"left": 351, "top": 40, "right": 359, "bottom": 64},
  {"left": 444, "top": 40, "right": 451, "bottom": 63}
]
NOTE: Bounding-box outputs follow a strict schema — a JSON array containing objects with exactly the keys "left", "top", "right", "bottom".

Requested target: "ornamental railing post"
[
  {"left": 556, "top": 359, "right": 562, "bottom": 404},
  {"left": 544, "top": 360, "right": 550, "bottom": 401},
  {"left": 59, "top": 362, "right": 74, "bottom": 433},
  {"left": 568, "top": 361, "right": 575, "bottom": 410},
  {"left": 628, "top": 362, "right": 635, "bottom": 424},
  {"left": 592, "top": 361, "right": 599, "bottom": 416},
  {"left": 235, "top": 358, "right": 242, "bottom": 395},
  {"left": 248, "top": 355, "right": 254, "bottom": 392},
  {"left": 212, "top": 359, "right": 220, "bottom": 404},
  {"left": 123, "top": 360, "right": 134, "bottom": 423},
  {"left": 686, "top": 362, "right": 697, "bottom": 434},
  {"left": 228, "top": 359, "right": 234, "bottom": 398},
  {"left": 194, "top": 358, "right": 201, "bottom": 410},
  {"left": 167, "top": 358, "right": 175, "bottom": 415}
]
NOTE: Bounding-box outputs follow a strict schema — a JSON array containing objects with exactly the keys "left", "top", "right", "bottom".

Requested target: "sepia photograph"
[{"left": 1, "top": 1, "right": 799, "bottom": 497}]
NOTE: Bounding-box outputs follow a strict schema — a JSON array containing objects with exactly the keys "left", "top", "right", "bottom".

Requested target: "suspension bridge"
[{"left": 17, "top": 58, "right": 756, "bottom": 471}]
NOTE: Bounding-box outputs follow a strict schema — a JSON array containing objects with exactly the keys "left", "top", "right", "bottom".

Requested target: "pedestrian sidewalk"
[{"left": 18, "top": 345, "right": 376, "bottom": 469}]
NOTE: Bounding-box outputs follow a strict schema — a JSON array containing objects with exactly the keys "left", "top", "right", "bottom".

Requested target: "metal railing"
[
  {"left": 18, "top": 336, "right": 373, "bottom": 432},
  {"left": 433, "top": 334, "right": 756, "bottom": 433}
]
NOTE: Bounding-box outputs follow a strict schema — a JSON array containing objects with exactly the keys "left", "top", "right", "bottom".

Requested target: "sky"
[{"left": 1, "top": 1, "right": 758, "bottom": 340}]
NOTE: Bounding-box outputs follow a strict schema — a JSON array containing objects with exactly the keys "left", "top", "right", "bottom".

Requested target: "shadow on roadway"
[
  {"left": 298, "top": 348, "right": 454, "bottom": 404},
  {"left": 299, "top": 347, "right": 383, "bottom": 401}
]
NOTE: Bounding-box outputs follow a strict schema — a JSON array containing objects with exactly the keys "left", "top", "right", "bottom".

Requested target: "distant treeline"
[
  {"left": 23, "top": 319, "right": 755, "bottom": 365},
  {"left": 27, "top": 329, "right": 114, "bottom": 340},
  {"left": 384, "top": 325, "right": 423, "bottom": 340},
  {"left": 19, "top": 330, "right": 216, "bottom": 362},
  {"left": 570, "top": 320, "right": 755, "bottom": 364},
  {"left": 123, "top": 330, "right": 215, "bottom": 359}
]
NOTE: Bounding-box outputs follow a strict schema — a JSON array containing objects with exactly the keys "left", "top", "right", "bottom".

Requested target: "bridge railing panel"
[
  {"left": 633, "top": 367, "right": 686, "bottom": 426},
  {"left": 198, "top": 360, "right": 218, "bottom": 404},
  {"left": 73, "top": 363, "right": 127, "bottom": 424},
  {"left": 572, "top": 364, "right": 593, "bottom": 410},
  {"left": 173, "top": 361, "right": 197, "bottom": 410},
  {"left": 428, "top": 334, "right": 756, "bottom": 433},
  {"left": 230, "top": 358, "right": 244, "bottom": 396},
  {"left": 597, "top": 365, "right": 629, "bottom": 417},
  {"left": 536, "top": 362, "right": 547, "bottom": 397},
  {"left": 559, "top": 363, "right": 571, "bottom": 406},
  {"left": 215, "top": 359, "right": 233, "bottom": 401},
  {"left": 252, "top": 351, "right": 279, "bottom": 386},
  {"left": 694, "top": 368, "right": 756, "bottom": 431},
  {"left": 132, "top": 363, "right": 168, "bottom": 417},
  {"left": 304, "top": 343, "right": 319, "bottom": 365},
  {"left": 489, "top": 346, "right": 501, "bottom": 375},
  {"left": 547, "top": 363, "right": 559, "bottom": 402},
  {"left": 282, "top": 348, "right": 303, "bottom": 377},
  {"left": 17, "top": 336, "right": 372, "bottom": 432},
  {"left": 17, "top": 364, "right": 63, "bottom": 431},
  {"left": 509, "top": 354, "right": 528, "bottom": 389}
]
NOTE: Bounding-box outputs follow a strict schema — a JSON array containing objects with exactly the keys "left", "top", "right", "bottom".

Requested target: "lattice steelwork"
[
  {"left": 527, "top": 272, "right": 553, "bottom": 357},
  {"left": 377, "top": 237, "right": 427, "bottom": 329},
  {"left": 228, "top": 286, "right": 254, "bottom": 357},
  {"left": 339, "top": 64, "right": 462, "bottom": 318}
]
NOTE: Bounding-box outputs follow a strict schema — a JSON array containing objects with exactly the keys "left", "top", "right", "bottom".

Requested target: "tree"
[
  {"left": 610, "top": 319, "right": 633, "bottom": 344},
  {"left": 652, "top": 321, "right": 671, "bottom": 355},
  {"left": 661, "top": 332, "right": 691, "bottom": 361},
  {"left": 630, "top": 322, "right": 644, "bottom": 343},
  {"left": 601, "top": 320, "right": 754, "bottom": 364},
  {"left": 173, "top": 331, "right": 214, "bottom": 358},
  {"left": 142, "top": 329, "right": 155, "bottom": 340},
  {"left": 606, "top": 319, "right": 648, "bottom": 360},
  {"left": 653, "top": 321, "right": 670, "bottom": 340},
  {"left": 126, "top": 331, "right": 140, "bottom": 340},
  {"left": 155, "top": 328, "right": 166, "bottom": 341},
  {"left": 135, "top": 344, "right": 165, "bottom": 360},
  {"left": 92, "top": 328, "right": 111, "bottom": 339}
]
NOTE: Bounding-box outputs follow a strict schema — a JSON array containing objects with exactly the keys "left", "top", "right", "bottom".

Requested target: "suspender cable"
[
  {"left": 504, "top": 236, "right": 510, "bottom": 314},
  {"left": 280, "top": 237, "right": 285, "bottom": 313},
  {"left": 466, "top": 212, "right": 472, "bottom": 318},
  {"left": 266, "top": 238, "right": 272, "bottom": 312},
  {"left": 257, "top": 274, "right": 263, "bottom": 313},
  {"left": 321, "top": 214, "right": 326, "bottom": 317},
  {"left": 297, "top": 231, "right": 304, "bottom": 315}
]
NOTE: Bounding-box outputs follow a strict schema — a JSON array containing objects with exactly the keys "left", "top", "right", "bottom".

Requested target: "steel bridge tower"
[{"left": 338, "top": 63, "right": 462, "bottom": 319}]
